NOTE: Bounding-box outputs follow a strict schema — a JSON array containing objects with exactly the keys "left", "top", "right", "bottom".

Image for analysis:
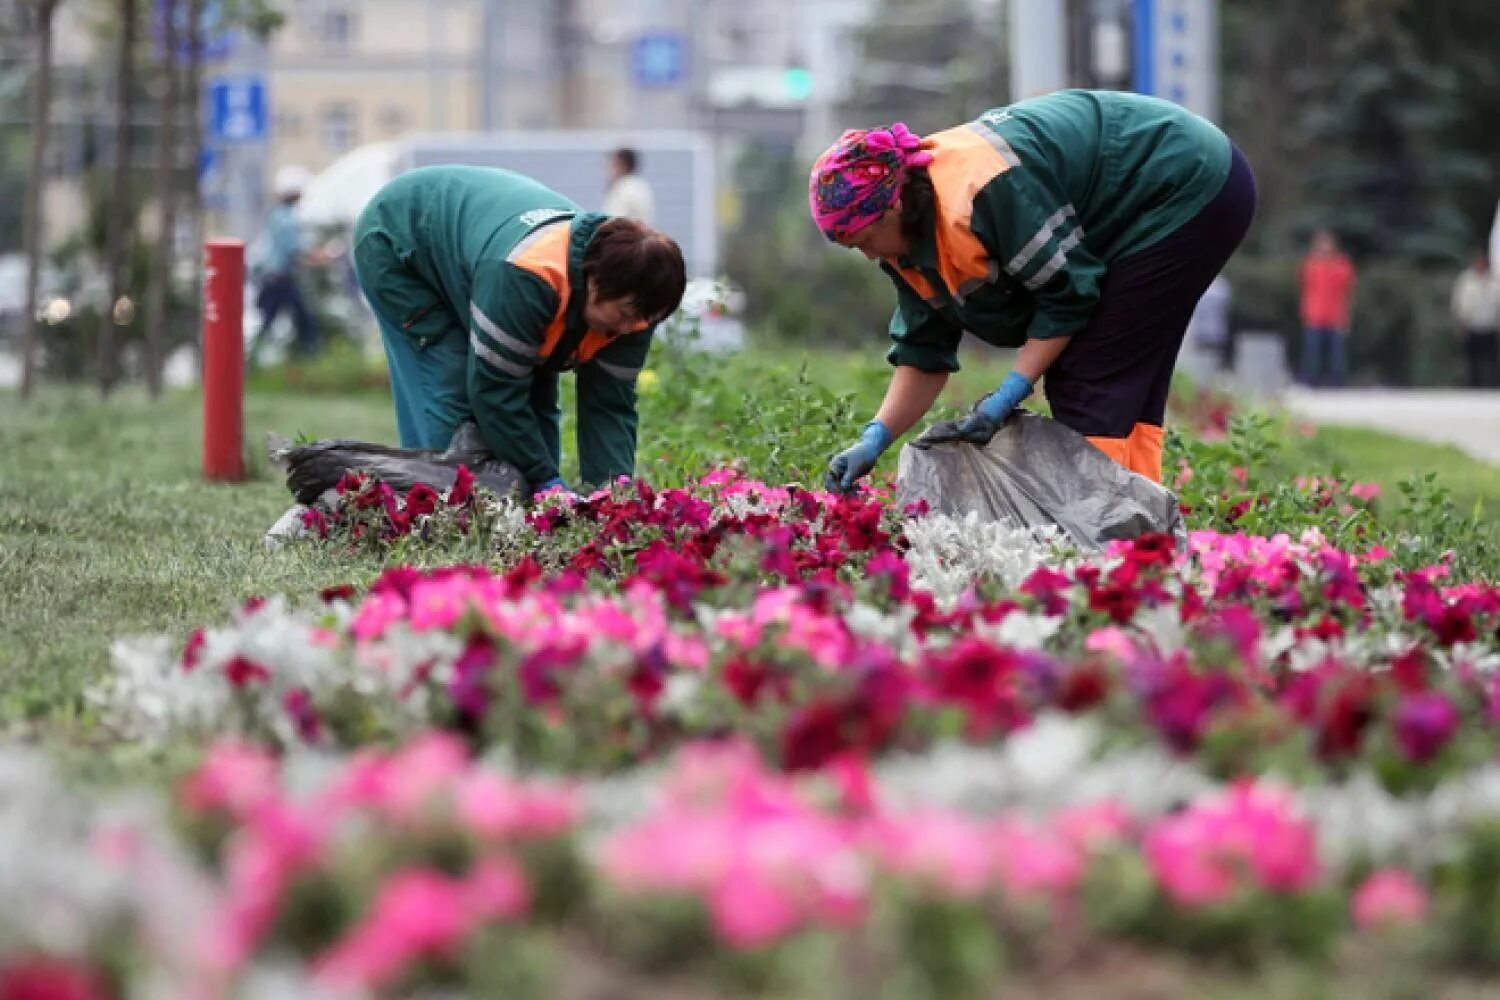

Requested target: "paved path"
[{"left": 1280, "top": 388, "right": 1500, "bottom": 466}]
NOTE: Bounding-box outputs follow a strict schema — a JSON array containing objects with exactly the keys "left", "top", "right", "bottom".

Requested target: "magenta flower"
[{"left": 1393, "top": 692, "right": 1460, "bottom": 763}]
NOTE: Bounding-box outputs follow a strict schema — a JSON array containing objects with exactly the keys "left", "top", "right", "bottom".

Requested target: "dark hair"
[
  {"left": 612, "top": 147, "right": 639, "bottom": 174},
  {"left": 582, "top": 218, "right": 686, "bottom": 323},
  {"left": 899, "top": 167, "right": 935, "bottom": 245}
]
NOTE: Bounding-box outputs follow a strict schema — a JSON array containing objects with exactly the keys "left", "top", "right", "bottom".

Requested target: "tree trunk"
[
  {"left": 144, "top": 0, "right": 181, "bottom": 397},
  {"left": 98, "top": 0, "right": 139, "bottom": 397},
  {"left": 19, "top": 0, "right": 60, "bottom": 401},
  {"left": 184, "top": 0, "right": 205, "bottom": 359}
]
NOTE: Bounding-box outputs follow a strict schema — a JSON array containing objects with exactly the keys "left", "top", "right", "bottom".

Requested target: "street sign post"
[
  {"left": 632, "top": 33, "right": 686, "bottom": 88},
  {"left": 207, "top": 75, "right": 268, "bottom": 144},
  {"left": 1132, "top": 0, "right": 1220, "bottom": 122}
]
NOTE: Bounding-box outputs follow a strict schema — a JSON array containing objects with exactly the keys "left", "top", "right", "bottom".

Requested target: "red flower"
[
  {"left": 335, "top": 471, "right": 368, "bottom": 495},
  {"left": 1020, "top": 567, "right": 1073, "bottom": 616},
  {"left": 1089, "top": 581, "right": 1141, "bottom": 624},
  {"left": 181, "top": 628, "right": 207, "bottom": 670},
  {"left": 1125, "top": 532, "right": 1176, "bottom": 569},
  {"left": 450, "top": 634, "right": 496, "bottom": 719},
  {"left": 0, "top": 955, "right": 110, "bottom": 1000},
  {"left": 927, "top": 638, "right": 1023, "bottom": 736},
  {"left": 447, "top": 465, "right": 475, "bottom": 507},
  {"left": 1390, "top": 646, "right": 1430, "bottom": 694},
  {"left": 1430, "top": 603, "right": 1478, "bottom": 647},
  {"left": 405, "top": 483, "right": 440, "bottom": 519},
  {"left": 222, "top": 656, "right": 271, "bottom": 688},
  {"left": 722, "top": 655, "right": 783, "bottom": 707},
  {"left": 299, "top": 506, "right": 330, "bottom": 539}
]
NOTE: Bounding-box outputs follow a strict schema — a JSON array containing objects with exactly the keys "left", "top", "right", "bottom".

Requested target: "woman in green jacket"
[
  {"left": 812, "top": 90, "right": 1256, "bottom": 491},
  {"left": 353, "top": 165, "right": 686, "bottom": 494}
]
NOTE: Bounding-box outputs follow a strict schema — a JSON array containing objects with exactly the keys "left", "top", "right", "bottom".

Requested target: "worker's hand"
[
  {"left": 913, "top": 371, "right": 1033, "bottom": 449},
  {"left": 824, "top": 420, "right": 893, "bottom": 494},
  {"left": 533, "top": 476, "right": 577, "bottom": 502}
]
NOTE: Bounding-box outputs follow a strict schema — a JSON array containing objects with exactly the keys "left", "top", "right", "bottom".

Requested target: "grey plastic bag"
[
  {"left": 895, "top": 411, "right": 1186, "bottom": 551},
  {"left": 279, "top": 421, "right": 526, "bottom": 505}
]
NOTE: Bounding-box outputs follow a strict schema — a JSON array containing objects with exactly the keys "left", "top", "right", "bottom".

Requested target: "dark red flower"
[
  {"left": 450, "top": 634, "right": 497, "bottom": 719},
  {"left": 781, "top": 701, "right": 850, "bottom": 772},
  {"left": 242, "top": 596, "right": 267, "bottom": 614},
  {"left": 1058, "top": 662, "right": 1110, "bottom": 712},
  {"left": 282, "top": 688, "right": 322, "bottom": 743},
  {"left": 628, "top": 644, "right": 669, "bottom": 713},
  {"left": 1317, "top": 674, "right": 1376, "bottom": 760},
  {"left": 722, "top": 655, "right": 782, "bottom": 707},
  {"left": 319, "top": 583, "right": 357, "bottom": 605}
]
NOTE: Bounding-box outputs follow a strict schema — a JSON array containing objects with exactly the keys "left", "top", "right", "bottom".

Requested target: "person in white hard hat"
[{"left": 249, "top": 165, "right": 324, "bottom": 364}]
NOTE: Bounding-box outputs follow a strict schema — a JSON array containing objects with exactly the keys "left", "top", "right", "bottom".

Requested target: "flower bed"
[
  {"left": 15, "top": 735, "right": 1500, "bottom": 998},
  {"left": 99, "top": 476, "right": 1498, "bottom": 790}
]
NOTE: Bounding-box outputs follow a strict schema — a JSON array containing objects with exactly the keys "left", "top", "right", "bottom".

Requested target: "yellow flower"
[{"left": 637, "top": 369, "right": 659, "bottom": 393}]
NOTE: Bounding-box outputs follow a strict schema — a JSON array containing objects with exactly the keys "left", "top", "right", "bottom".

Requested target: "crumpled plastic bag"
[
  {"left": 896, "top": 410, "right": 1186, "bottom": 551},
  {"left": 276, "top": 421, "right": 526, "bottom": 505}
]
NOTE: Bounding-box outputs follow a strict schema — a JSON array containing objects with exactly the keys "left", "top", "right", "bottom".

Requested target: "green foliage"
[
  {"left": 1292, "top": 0, "right": 1487, "bottom": 264},
  {"left": 841, "top": 0, "right": 1009, "bottom": 132},
  {"left": 721, "top": 150, "right": 895, "bottom": 348}
]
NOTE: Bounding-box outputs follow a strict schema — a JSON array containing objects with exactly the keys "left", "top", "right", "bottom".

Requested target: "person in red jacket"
[{"left": 1299, "top": 229, "right": 1356, "bottom": 387}]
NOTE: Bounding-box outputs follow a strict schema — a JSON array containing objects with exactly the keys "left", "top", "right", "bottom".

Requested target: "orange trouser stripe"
[
  {"left": 1088, "top": 424, "right": 1165, "bottom": 484},
  {"left": 1129, "top": 423, "right": 1164, "bottom": 484}
]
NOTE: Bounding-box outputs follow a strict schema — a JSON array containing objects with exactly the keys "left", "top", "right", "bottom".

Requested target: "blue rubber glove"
[
  {"left": 825, "top": 420, "right": 893, "bottom": 494},
  {"left": 913, "top": 371, "right": 1034, "bottom": 449},
  {"left": 533, "top": 476, "right": 572, "bottom": 497}
]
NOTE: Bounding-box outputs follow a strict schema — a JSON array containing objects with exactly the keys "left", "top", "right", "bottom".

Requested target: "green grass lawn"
[
  {"left": 0, "top": 388, "right": 395, "bottom": 729},
  {"left": 1291, "top": 424, "right": 1499, "bottom": 520}
]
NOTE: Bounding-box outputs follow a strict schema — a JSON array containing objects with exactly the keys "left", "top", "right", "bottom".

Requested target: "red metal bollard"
[{"left": 203, "top": 239, "right": 246, "bottom": 482}]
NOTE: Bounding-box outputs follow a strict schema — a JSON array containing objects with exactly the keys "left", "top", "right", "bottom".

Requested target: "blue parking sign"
[
  {"left": 208, "top": 75, "right": 267, "bottom": 144},
  {"left": 632, "top": 33, "right": 685, "bottom": 88}
]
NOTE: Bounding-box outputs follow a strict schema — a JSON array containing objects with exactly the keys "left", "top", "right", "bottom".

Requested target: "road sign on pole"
[
  {"left": 632, "top": 33, "right": 686, "bottom": 88},
  {"left": 207, "top": 75, "right": 268, "bottom": 144},
  {"left": 1132, "top": 0, "right": 1220, "bottom": 122}
]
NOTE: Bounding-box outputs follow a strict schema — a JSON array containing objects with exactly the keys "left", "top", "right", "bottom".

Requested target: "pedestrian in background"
[
  {"left": 1452, "top": 247, "right": 1500, "bottom": 389},
  {"left": 248, "top": 165, "right": 326, "bottom": 366},
  {"left": 1298, "top": 228, "right": 1356, "bottom": 388},
  {"left": 603, "top": 147, "right": 655, "bottom": 224}
]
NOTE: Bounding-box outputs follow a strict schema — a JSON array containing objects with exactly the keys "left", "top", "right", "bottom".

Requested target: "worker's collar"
[
  {"left": 565, "top": 212, "right": 610, "bottom": 328},
  {"left": 896, "top": 199, "right": 939, "bottom": 271}
]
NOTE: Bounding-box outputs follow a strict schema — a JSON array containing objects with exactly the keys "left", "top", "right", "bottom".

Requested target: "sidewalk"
[{"left": 1280, "top": 388, "right": 1500, "bottom": 466}]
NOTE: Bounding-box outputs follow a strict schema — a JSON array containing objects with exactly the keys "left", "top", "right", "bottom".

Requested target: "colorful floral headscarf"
[{"left": 808, "top": 123, "right": 934, "bottom": 242}]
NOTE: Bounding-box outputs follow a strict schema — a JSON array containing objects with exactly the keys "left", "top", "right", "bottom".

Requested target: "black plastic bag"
[
  {"left": 280, "top": 421, "right": 526, "bottom": 505},
  {"left": 896, "top": 411, "right": 1186, "bottom": 551}
]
